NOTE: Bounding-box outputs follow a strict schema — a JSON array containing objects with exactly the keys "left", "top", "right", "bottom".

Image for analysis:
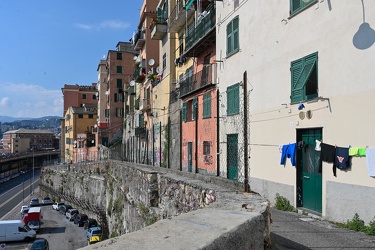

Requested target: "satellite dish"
[
  {"left": 105, "top": 91, "right": 109, "bottom": 95},
  {"left": 156, "top": 68, "right": 161, "bottom": 74},
  {"left": 129, "top": 80, "right": 135, "bottom": 87},
  {"left": 102, "top": 55, "right": 106, "bottom": 59},
  {"left": 148, "top": 59, "right": 155, "bottom": 66},
  {"left": 133, "top": 56, "right": 138, "bottom": 61}
]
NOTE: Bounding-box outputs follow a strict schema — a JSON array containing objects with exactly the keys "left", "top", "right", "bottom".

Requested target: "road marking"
[{"left": 0, "top": 179, "right": 39, "bottom": 209}]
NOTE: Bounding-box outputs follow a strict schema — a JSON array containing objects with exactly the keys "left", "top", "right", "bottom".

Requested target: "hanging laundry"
[
  {"left": 365, "top": 148, "right": 375, "bottom": 177},
  {"left": 349, "top": 147, "right": 367, "bottom": 157},
  {"left": 334, "top": 147, "right": 350, "bottom": 176},
  {"left": 315, "top": 140, "right": 321, "bottom": 151},
  {"left": 319, "top": 143, "right": 336, "bottom": 176},
  {"left": 280, "top": 143, "right": 297, "bottom": 166}
]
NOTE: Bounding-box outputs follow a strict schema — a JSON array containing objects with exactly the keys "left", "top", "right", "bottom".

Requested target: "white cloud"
[
  {"left": 0, "top": 97, "right": 11, "bottom": 108},
  {"left": 0, "top": 82, "right": 63, "bottom": 118},
  {"left": 74, "top": 20, "right": 130, "bottom": 31}
]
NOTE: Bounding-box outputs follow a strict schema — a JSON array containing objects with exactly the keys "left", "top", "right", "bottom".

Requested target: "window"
[
  {"left": 290, "top": 52, "right": 318, "bottom": 103},
  {"left": 117, "top": 79, "right": 122, "bottom": 88},
  {"left": 116, "top": 108, "right": 124, "bottom": 117},
  {"left": 203, "top": 141, "right": 211, "bottom": 155},
  {"left": 116, "top": 66, "right": 122, "bottom": 73},
  {"left": 78, "top": 114, "right": 83, "bottom": 118},
  {"left": 203, "top": 93, "right": 211, "bottom": 118},
  {"left": 88, "top": 114, "right": 94, "bottom": 119},
  {"left": 82, "top": 94, "right": 87, "bottom": 100},
  {"left": 105, "top": 109, "right": 109, "bottom": 117},
  {"left": 93, "top": 94, "right": 97, "bottom": 100},
  {"left": 162, "top": 53, "right": 166, "bottom": 71},
  {"left": 227, "top": 83, "right": 240, "bottom": 115},
  {"left": 182, "top": 98, "right": 198, "bottom": 122},
  {"left": 226, "top": 16, "right": 239, "bottom": 56},
  {"left": 290, "top": 0, "right": 315, "bottom": 16},
  {"left": 66, "top": 138, "right": 71, "bottom": 144},
  {"left": 117, "top": 52, "right": 122, "bottom": 60}
]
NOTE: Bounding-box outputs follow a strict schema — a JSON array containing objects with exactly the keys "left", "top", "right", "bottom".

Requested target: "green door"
[
  {"left": 227, "top": 134, "right": 238, "bottom": 180},
  {"left": 298, "top": 128, "right": 322, "bottom": 213},
  {"left": 188, "top": 142, "right": 193, "bottom": 173}
]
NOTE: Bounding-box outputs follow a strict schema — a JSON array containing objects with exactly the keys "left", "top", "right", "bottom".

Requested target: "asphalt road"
[
  {"left": 1, "top": 176, "right": 87, "bottom": 250},
  {"left": 270, "top": 208, "right": 375, "bottom": 250}
]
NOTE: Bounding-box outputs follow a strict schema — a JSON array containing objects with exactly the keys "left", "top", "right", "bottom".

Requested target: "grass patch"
[
  {"left": 336, "top": 213, "right": 375, "bottom": 235},
  {"left": 274, "top": 193, "right": 297, "bottom": 212}
]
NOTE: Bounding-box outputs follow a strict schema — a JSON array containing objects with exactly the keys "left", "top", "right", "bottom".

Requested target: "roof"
[{"left": 3, "top": 129, "right": 53, "bottom": 135}]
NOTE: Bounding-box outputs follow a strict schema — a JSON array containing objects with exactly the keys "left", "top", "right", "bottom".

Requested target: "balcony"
[
  {"left": 168, "top": 0, "right": 195, "bottom": 33},
  {"left": 185, "top": 6, "right": 216, "bottom": 57},
  {"left": 139, "top": 99, "right": 151, "bottom": 112},
  {"left": 151, "top": 22, "right": 168, "bottom": 40},
  {"left": 180, "top": 63, "right": 217, "bottom": 98},
  {"left": 133, "top": 30, "right": 145, "bottom": 50},
  {"left": 134, "top": 67, "right": 146, "bottom": 83},
  {"left": 98, "top": 121, "right": 108, "bottom": 129}
]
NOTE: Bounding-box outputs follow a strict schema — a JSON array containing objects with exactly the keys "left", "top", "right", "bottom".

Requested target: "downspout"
[
  {"left": 243, "top": 71, "right": 250, "bottom": 192},
  {"left": 216, "top": 88, "right": 220, "bottom": 176},
  {"left": 195, "top": 101, "right": 198, "bottom": 173}
]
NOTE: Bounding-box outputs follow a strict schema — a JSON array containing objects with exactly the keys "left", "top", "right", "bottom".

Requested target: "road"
[{"left": 0, "top": 172, "right": 88, "bottom": 249}]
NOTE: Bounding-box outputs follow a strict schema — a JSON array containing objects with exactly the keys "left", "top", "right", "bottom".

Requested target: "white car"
[
  {"left": 52, "top": 202, "right": 64, "bottom": 210},
  {"left": 41, "top": 197, "right": 53, "bottom": 205},
  {"left": 20, "top": 205, "right": 29, "bottom": 214}
]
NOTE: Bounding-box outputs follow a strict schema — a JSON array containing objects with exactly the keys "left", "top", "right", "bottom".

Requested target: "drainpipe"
[
  {"left": 160, "top": 121, "right": 162, "bottom": 167},
  {"left": 195, "top": 101, "right": 198, "bottom": 174},
  {"left": 180, "top": 109, "right": 182, "bottom": 171},
  {"left": 216, "top": 89, "right": 220, "bottom": 176},
  {"left": 243, "top": 71, "right": 250, "bottom": 192}
]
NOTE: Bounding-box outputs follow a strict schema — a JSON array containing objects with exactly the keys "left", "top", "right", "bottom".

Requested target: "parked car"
[
  {"left": 20, "top": 205, "right": 29, "bottom": 214},
  {"left": 59, "top": 205, "right": 72, "bottom": 215},
  {"left": 84, "top": 219, "right": 98, "bottom": 230},
  {"left": 30, "top": 198, "right": 39, "bottom": 207},
  {"left": 29, "top": 238, "right": 49, "bottom": 250},
  {"left": 52, "top": 202, "right": 64, "bottom": 211},
  {"left": 86, "top": 226, "right": 102, "bottom": 239},
  {"left": 87, "top": 236, "right": 101, "bottom": 245},
  {"left": 66, "top": 209, "right": 79, "bottom": 221},
  {"left": 41, "top": 197, "right": 53, "bottom": 205},
  {"left": 74, "top": 214, "right": 88, "bottom": 227}
]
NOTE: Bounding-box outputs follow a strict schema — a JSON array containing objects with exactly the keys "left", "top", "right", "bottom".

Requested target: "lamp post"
[{"left": 32, "top": 148, "right": 34, "bottom": 195}]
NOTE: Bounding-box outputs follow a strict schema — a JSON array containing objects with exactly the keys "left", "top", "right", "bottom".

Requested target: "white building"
[{"left": 216, "top": 0, "right": 375, "bottom": 224}]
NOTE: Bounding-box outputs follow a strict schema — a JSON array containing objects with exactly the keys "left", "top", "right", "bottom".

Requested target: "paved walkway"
[{"left": 270, "top": 208, "right": 375, "bottom": 249}]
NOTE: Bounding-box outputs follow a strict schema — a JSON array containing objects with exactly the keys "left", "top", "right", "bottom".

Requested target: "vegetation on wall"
[
  {"left": 274, "top": 193, "right": 297, "bottom": 212},
  {"left": 335, "top": 213, "right": 375, "bottom": 235}
]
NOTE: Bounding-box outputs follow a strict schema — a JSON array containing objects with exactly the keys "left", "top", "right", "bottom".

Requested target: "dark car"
[
  {"left": 74, "top": 214, "right": 88, "bottom": 227},
  {"left": 84, "top": 219, "right": 98, "bottom": 230},
  {"left": 29, "top": 238, "right": 49, "bottom": 250},
  {"left": 59, "top": 204, "right": 72, "bottom": 215},
  {"left": 30, "top": 198, "right": 39, "bottom": 207}
]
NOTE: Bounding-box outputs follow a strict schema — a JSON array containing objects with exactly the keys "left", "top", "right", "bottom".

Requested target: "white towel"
[{"left": 365, "top": 148, "right": 375, "bottom": 177}]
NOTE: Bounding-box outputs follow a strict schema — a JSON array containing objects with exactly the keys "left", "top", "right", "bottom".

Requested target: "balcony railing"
[
  {"left": 134, "top": 30, "right": 146, "bottom": 50},
  {"left": 168, "top": 0, "right": 195, "bottom": 33},
  {"left": 185, "top": 6, "right": 216, "bottom": 57},
  {"left": 180, "top": 63, "right": 217, "bottom": 98}
]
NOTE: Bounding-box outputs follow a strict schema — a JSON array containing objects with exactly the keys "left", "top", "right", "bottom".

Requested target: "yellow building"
[{"left": 64, "top": 105, "right": 98, "bottom": 163}]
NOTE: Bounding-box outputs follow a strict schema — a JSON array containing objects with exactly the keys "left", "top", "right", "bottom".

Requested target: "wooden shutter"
[
  {"left": 157, "top": 7, "right": 162, "bottom": 21},
  {"left": 203, "top": 93, "right": 211, "bottom": 118},
  {"left": 227, "top": 85, "right": 234, "bottom": 114},
  {"left": 114, "top": 93, "right": 118, "bottom": 102},
  {"left": 233, "top": 16, "right": 239, "bottom": 52},
  {"left": 182, "top": 102, "right": 187, "bottom": 122},
  {"left": 192, "top": 97, "right": 198, "bottom": 120},
  {"left": 227, "top": 20, "right": 233, "bottom": 55},
  {"left": 117, "top": 79, "right": 122, "bottom": 88},
  {"left": 233, "top": 84, "right": 239, "bottom": 114},
  {"left": 291, "top": 0, "right": 315, "bottom": 15}
]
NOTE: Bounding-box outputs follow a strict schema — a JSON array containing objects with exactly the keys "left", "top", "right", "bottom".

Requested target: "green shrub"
[
  {"left": 365, "top": 217, "right": 375, "bottom": 235},
  {"left": 346, "top": 213, "right": 365, "bottom": 231},
  {"left": 274, "top": 193, "right": 297, "bottom": 212}
]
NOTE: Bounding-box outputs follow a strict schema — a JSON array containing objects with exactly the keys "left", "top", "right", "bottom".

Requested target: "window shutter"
[
  {"left": 227, "top": 21, "right": 233, "bottom": 55},
  {"left": 233, "top": 17, "right": 239, "bottom": 52},
  {"left": 233, "top": 84, "right": 239, "bottom": 113},
  {"left": 182, "top": 102, "right": 187, "bottom": 122},
  {"left": 203, "top": 93, "right": 211, "bottom": 118},
  {"left": 227, "top": 85, "right": 233, "bottom": 114},
  {"left": 192, "top": 97, "right": 198, "bottom": 120},
  {"left": 291, "top": 0, "right": 314, "bottom": 15},
  {"left": 139, "top": 113, "right": 144, "bottom": 127},
  {"left": 117, "top": 79, "right": 122, "bottom": 88},
  {"left": 157, "top": 7, "right": 162, "bottom": 21},
  {"left": 291, "top": 53, "right": 317, "bottom": 103},
  {"left": 114, "top": 93, "right": 118, "bottom": 102}
]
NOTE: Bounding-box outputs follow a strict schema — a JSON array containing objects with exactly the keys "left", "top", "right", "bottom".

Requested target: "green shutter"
[
  {"left": 114, "top": 93, "right": 118, "bottom": 102},
  {"left": 182, "top": 102, "right": 187, "bottom": 122},
  {"left": 291, "top": 0, "right": 315, "bottom": 15},
  {"left": 227, "top": 21, "right": 233, "bottom": 55},
  {"left": 291, "top": 52, "right": 317, "bottom": 103},
  {"left": 227, "top": 84, "right": 239, "bottom": 115},
  {"left": 192, "top": 97, "right": 198, "bottom": 120},
  {"left": 157, "top": 7, "right": 162, "bottom": 21},
  {"left": 117, "top": 79, "right": 122, "bottom": 88},
  {"left": 117, "top": 66, "right": 122, "bottom": 73},
  {"left": 233, "top": 16, "right": 239, "bottom": 52},
  {"left": 203, "top": 93, "right": 211, "bottom": 118}
]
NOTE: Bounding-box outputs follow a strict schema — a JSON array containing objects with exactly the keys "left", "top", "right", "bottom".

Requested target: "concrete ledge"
[{"left": 82, "top": 208, "right": 266, "bottom": 250}]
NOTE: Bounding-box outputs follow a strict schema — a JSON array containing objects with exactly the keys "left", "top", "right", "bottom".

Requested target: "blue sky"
[{"left": 0, "top": 0, "right": 143, "bottom": 118}]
